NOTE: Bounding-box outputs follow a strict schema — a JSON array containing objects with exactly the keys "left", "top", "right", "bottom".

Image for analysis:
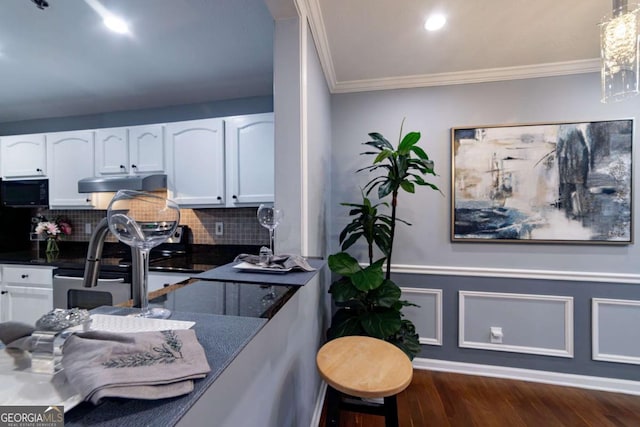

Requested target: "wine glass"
[
  {"left": 256, "top": 204, "right": 283, "bottom": 302},
  {"left": 107, "top": 190, "right": 180, "bottom": 319},
  {"left": 256, "top": 204, "right": 283, "bottom": 253}
]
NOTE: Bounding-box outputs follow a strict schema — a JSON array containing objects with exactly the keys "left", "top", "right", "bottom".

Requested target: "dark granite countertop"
[
  {"left": 0, "top": 243, "right": 262, "bottom": 274},
  {"left": 63, "top": 307, "right": 267, "bottom": 427},
  {"left": 194, "top": 259, "right": 326, "bottom": 286}
]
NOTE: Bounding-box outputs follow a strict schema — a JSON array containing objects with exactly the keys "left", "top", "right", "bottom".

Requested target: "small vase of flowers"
[{"left": 35, "top": 217, "right": 72, "bottom": 254}]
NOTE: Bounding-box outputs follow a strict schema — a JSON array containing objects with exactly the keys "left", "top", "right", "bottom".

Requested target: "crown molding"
[
  {"left": 331, "top": 59, "right": 602, "bottom": 93},
  {"left": 303, "top": 0, "right": 338, "bottom": 92}
]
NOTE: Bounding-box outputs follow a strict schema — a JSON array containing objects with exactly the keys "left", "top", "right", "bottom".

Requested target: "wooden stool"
[{"left": 316, "top": 336, "right": 413, "bottom": 427}]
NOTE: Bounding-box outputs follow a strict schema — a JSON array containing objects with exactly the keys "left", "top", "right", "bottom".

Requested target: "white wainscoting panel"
[
  {"left": 459, "top": 291, "right": 573, "bottom": 357},
  {"left": 400, "top": 287, "right": 442, "bottom": 345},
  {"left": 593, "top": 298, "right": 640, "bottom": 365}
]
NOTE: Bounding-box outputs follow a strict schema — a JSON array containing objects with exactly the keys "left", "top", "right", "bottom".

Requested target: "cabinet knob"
[
  {"left": 217, "top": 196, "right": 222, "bottom": 201},
  {"left": 1, "top": 290, "right": 7, "bottom": 295},
  {"left": 232, "top": 195, "right": 237, "bottom": 199},
  {"left": 131, "top": 164, "right": 138, "bottom": 169},
  {"left": 119, "top": 164, "right": 126, "bottom": 169},
  {"left": 86, "top": 198, "right": 91, "bottom": 203},
  {"left": 21, "top": 274, "right": 28, "bottom": 279},
  {"left": 36, "top": 168, "right": 42, "bottom": 172}
]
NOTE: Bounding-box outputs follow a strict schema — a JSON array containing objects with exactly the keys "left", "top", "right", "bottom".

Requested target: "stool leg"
[
  {"left": 325, "top": 385, "right": 341, "bottom": 427},
  {"left": 383, "top": 395, "right": 399, "bottom": 427}
]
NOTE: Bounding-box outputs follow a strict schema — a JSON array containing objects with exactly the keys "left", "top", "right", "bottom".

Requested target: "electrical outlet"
[
  {"left": 215, "top": 222, "right": 224, "bottom": 236},
  {"left": 490, "top": 326, "right": 503, "bottom": 344}
]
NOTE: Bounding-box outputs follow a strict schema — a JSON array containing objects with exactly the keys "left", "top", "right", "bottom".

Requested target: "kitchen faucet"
[{"left": 82, "top": 217, "right": 143, "bottom": 307}]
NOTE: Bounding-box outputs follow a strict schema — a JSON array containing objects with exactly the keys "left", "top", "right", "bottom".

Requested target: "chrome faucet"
[{"left": 82, "top": 217, "right": 143, "bottom": 307}]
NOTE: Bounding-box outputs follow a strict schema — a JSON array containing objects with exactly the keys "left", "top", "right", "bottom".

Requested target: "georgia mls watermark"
[{"left": 0, "top": 406, "right": 63, "bottom": 427}]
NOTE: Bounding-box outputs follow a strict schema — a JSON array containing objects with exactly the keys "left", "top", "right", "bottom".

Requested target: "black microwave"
[{"left": 1, "top": 179, "right": 49, "bottom": 207}]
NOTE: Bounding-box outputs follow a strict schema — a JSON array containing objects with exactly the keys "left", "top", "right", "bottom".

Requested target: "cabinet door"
[
  {"left": 165, "top": 119, "right": 225, "bottom": 207},
  {"left": 46, "top": 130, "right": 95, "bottom": 208},
  {"left": 4, "top": 285, "right": 53, "bottom": 324},
  {"left": 95, "top": 127, "right": 130, "bottom": 175},
  {"left": 0, "top": 134, "right": 47, "bottom": 178},
  {"left": 225, "top": 113, "right": 274, "bottom": 206},
  {"left": 129, "top": 124, "right": 165, "bottom": 173}
]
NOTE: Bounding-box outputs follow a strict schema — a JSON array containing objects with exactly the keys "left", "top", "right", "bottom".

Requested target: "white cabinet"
[
  {"left": 96, "top": 125, "right": 165, "bottom": 176},
  {"left": 128, "top": 124, "right": 165, "bottom": 174},
  {"left": 46, "top": 130, "right": 95, "bottom": 208},
  {"left": 0, "top": 134, "right": 47, "bottom": 179},
  {"left": 95, "top": 127, "right": 129, "bottom": 175},
  {"left": 165, "top": 118, "right": 226, "bottom": 207},
  {"left": 165, "top": 113, "right": 274, "bottom": 208},
  {"left": 225, "top": 113, "right": 275, "bottom": 206},
  {"left": 0, "top": 265, "right": 54, "bottom": 324}
]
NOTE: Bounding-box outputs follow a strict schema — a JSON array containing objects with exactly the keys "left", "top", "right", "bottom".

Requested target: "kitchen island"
[{"left": 62, "top": 259, "right": 326, "bottom": 427}]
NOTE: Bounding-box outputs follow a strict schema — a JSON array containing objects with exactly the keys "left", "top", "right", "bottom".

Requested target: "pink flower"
[{"left": 59, "top": 222, "right": 72, "bottom": 235}]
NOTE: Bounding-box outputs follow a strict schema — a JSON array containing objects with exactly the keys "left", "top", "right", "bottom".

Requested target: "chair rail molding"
[{"left": 388, "top": 263, "right": 640, "bottom": 284}]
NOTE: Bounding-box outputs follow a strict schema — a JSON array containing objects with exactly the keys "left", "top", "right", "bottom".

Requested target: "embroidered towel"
[
  {"left": 234, "top": 253, "right": 316, "bottom": 271},
  {"left": 61, "top": 329, "right": 210, "bottom": 404}
]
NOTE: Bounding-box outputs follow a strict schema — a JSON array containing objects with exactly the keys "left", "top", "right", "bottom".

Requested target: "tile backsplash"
[{"left": 33, "top": 207, "right": 270, "bottom": 246}]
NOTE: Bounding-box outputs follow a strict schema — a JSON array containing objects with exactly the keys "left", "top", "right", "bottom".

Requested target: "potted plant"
[{"left": 327, "top": 121, "right": 440, "bottom": 360}]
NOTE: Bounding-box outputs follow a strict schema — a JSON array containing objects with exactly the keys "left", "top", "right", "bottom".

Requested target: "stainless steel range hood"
[{"left": 78, "top": 174, "right": 167, "bottom": 193}]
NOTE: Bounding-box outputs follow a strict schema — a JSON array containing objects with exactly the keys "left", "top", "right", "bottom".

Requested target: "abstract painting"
[{"left": 451, "top": 120, "right": 633, "bottom": 244}]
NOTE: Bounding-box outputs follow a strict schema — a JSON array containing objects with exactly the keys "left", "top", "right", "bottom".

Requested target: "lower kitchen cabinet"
[
  {"left": 147, "top": 272, "right": 191, "bottom": 293},
  {"left": 0, "top": 265, "right": 55, "bottom": 324}
]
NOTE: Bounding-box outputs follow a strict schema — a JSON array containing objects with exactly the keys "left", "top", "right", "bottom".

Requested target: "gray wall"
[
  {"left": 0, "top": 95, "right": 273, "bottom": 135},
  {"left": 331, "top": 72, "right": 640, "bottom": 381},
  {"left": 331, "top": 73, "right": 639, "bottom": 273}
]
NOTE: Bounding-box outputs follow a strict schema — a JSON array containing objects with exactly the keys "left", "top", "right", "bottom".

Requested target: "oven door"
[{"left": 53, "top": 275, "right": 131, "bottom": 310}]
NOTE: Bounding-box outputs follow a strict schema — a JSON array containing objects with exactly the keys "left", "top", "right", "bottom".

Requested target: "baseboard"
[
  {"left": 413, "top": 357, "right": 640, "bottom": 396},
  {"left": 310, "top": 381, "right": 328, "bottom": 427}
]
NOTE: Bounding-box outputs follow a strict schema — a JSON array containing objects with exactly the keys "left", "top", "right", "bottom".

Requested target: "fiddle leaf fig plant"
[{"left": 327, "top": 120, "right": 440, "bottom": 360}]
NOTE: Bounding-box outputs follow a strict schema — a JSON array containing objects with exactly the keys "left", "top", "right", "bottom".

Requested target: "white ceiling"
[
  {"left": 0, "top": 0, "right": 274, "bottom": 123},
  {"left": 308, "top": 0, "right": 609, "bottom": 92},
  {"left": 0, "top": 0, "right": 613, "bottom": 123}
]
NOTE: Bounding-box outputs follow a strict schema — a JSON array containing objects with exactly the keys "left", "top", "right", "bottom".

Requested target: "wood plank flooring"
[{"left": 318, "top": 369, "right": 640, "bottom": 426}]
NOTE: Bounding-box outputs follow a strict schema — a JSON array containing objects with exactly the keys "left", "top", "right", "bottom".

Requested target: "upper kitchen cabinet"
[
  {"left": 165, "top": 118, "right": 225, "bottom": 207},
  {"left": 225, "top": 113, "right": 274, "bottom": 206},
  {"left": 95, "top": 127, "right": 130, "bottom": 175},
  {"left": 0, "top": 134, "right": 47, "bottom": 179},
  {"left": 128, "top": 124, "right": 165, "bottom": 174},
  {"left": 95, "top": 125, "right": 165, "bottom": 176},
  {"left": 46, "top": 130, "right": 95, "bottom": 209}
]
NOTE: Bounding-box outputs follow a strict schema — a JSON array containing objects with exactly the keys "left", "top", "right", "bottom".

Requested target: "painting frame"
[{"left": 451, "top": 119, "right": 633, "bottom": 245}]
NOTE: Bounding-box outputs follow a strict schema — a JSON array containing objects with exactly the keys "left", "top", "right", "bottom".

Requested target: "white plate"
[
  {"left": 233, "top": 261, "right": 292, "bottom": 274},
  {"left": 0, "top": 350, "right": 82, "bottom": 412}
]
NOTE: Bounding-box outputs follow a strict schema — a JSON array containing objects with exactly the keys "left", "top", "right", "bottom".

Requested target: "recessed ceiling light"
[
  {"left": 103, "top": 15, "right": 129, "bottom": 34},
  {"left": 424, "top": 13, "right": 446, "bottom": 32}
]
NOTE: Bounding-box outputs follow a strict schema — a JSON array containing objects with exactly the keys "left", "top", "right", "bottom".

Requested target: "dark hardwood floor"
[{"left": 319, "top": 369, "right": 640, "bottom": 426}]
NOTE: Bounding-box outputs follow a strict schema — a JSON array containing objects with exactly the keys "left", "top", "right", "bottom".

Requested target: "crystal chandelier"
[{"left": 600, "top": 0, "right": 640, "bottom": 102}]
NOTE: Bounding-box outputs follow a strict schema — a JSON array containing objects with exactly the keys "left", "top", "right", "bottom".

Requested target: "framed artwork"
[{"left": 451, "top": 119, "right": 633, "bottom": 244}]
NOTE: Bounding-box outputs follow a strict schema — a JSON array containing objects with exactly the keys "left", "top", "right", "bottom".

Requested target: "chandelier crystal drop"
[{"left": 600, "top": 1, "right": 640, "bottom": 103}]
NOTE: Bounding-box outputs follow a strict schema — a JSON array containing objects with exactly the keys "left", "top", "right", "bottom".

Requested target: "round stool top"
[{"left": 316, "top": 335, "right": 413, "bottom": 399}]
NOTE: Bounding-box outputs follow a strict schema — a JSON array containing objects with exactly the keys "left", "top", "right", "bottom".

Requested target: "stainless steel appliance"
[
  {"left": 1, "top": 178, "right": 49, "bottom": 207},
  {"left": 53, "top": 274, "right": 131, "bottom": 310},
  {"left": 53, "top": 224, "right": 191, "bottom": 310}
]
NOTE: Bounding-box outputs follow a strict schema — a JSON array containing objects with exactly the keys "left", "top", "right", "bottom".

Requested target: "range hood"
[{"left": 78, "top": 174, "right": 167, "bottom": 193}]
